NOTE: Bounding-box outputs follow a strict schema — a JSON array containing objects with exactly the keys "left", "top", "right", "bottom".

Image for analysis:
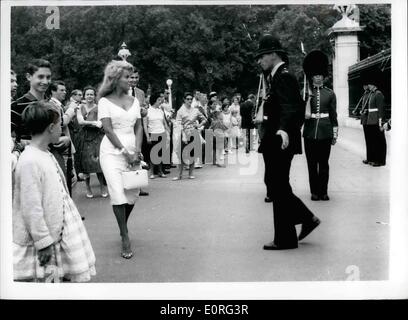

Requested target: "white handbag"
[{"left": 122, "top": 169, "right": 148, "bottom": 190}]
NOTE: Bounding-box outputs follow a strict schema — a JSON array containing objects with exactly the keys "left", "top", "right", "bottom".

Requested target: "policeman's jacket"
[
  {"left": 359, "top": 87, "right": 385, "bottom": 126},
  {"left": 302, "top": 86, "right": 338, "bottom": 140},
  {"left": 259, "top": 64, "right": 305, "bottom": 155}
]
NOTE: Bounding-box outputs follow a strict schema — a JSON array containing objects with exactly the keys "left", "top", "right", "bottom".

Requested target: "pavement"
[{"left": 72, "top": 125, "right": 390, "bottom": 282}]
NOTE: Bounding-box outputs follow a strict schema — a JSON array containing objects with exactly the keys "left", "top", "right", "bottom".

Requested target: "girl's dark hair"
[
  {"left": 25, "top": 59, "right": 52, "bottom": 75},
  {"left": 22, "top": 101, "right": 60, "bottom": 135},
  {"left": 83, "top": 85, "right": 96, "bottom": 95},
  {"left": 149, "top": 91, "right": 162, "bottom": 105},
  {"left": 184, "top": 92, "right": 193, "bottom": 99},
  {"left": 70, "top": 89, "right": 82, "bottom": 97}
]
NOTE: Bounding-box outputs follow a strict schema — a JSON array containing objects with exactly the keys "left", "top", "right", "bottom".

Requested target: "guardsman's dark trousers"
[
  {"left": 363, "top": 124, "right": 387, "bottom": 165},
  {"left": 304, "top": 138, "right": 332, "bottom": 196}
]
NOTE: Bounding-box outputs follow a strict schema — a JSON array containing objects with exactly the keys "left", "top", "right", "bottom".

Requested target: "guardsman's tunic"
[
  {"left": 303, "top": 85, "right": 338, "bottom": 197},
  {"left": 359, "top": 87, "right": 387, "bottom": 166}
]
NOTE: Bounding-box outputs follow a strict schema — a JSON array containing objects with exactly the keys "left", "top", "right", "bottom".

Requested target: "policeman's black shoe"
[
  {"left": 263, "top": 241, "right": 298, "bottom": 250},
  {"left": 320, "top": 194, "right": 330, "bottom": 201},
  {"left": 370, "top": 162, "right": 385, "bottom": 167},
  {"left": 362, "top": 160, "right": 370, "bottom": 164},
  {"left": 264, "top": 196, "right": 272, "bottom": 203},
  {"left": 311, "top": 194, "right": 320, "bottom": 201},
  {"left": 298, "top": 217, "right": 321, "bottom": 241},
  {"left": 139, "top": 190, "right": 149, "bottom": 196}
]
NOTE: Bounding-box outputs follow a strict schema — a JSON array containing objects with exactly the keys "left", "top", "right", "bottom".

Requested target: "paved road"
[{"left": 72, "top": 125, "right": 390, "bottom": 282}]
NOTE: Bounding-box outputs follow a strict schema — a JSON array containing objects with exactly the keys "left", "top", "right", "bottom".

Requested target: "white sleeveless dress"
[{"left": 98, "top": 97, "right": 141, "bottom": 205}]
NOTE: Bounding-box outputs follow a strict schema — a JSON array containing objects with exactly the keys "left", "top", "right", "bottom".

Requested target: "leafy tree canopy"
[{"left": 11, "top": 4, "right": 390, "bottom": 105}]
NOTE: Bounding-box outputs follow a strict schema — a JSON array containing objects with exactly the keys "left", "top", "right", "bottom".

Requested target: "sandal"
[
  {"left": 172, "top": 176, "right": 182, "bottom": 181},
  {"left": 121, "top": 240, "right": 133, "bottom": 259},
  {"left": 101, "top": 192, "right": 109, "bottom": 198},
  {"left": 86, "top": 193, "right": 94, "bottom": 198},
  {"left": 121, "top": 251, "right": 133, "bottom": 259},
  {"left": 188, "top": 175, "right": 196, "bottom": 179}
]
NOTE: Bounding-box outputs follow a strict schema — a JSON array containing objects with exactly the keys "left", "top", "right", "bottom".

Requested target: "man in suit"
[
  {"left": 49, "top": 80, "right": 72, "bottom": 183},
  {"left": 255, "top": 34, "right": 321, "bottom": 250},
  {"left": 128, "top": 69, "right": 149, "bottom": 196},
  {"left": 240, "top": 94, "right": 256, "bottom": 153}
]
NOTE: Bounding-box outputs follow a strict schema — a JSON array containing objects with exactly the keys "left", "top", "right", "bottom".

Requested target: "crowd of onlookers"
[{"left": 11, "top": 60, "right": 258, "bottom": 198}]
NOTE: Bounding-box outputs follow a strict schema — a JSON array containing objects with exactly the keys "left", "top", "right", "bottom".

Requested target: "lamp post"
[
  {"left": 166, "top": 79, "right": 173, "bottom": 110},
  {"left": 205, "top": 65, "right": 213, "bottom": 93},
  {"left": 118, "top": 42, "right": 131, "bottom": 61}
]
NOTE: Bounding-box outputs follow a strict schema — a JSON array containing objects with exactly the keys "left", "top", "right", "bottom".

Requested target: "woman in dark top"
[{"left": 75, "top": 86, "right": 108, "bottom": 198}]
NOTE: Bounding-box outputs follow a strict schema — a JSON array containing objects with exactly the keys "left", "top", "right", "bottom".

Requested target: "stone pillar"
[{"left": 328, "top": 5, "right": 363, "bottom": 126}]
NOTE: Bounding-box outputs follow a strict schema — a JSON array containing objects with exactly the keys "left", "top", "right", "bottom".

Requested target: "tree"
[
  {"left": 11, "top": 4, "right": 390, "bottom": 103},
  {"left": 358, "top": 4, "right": 391, "bottom": 59}
]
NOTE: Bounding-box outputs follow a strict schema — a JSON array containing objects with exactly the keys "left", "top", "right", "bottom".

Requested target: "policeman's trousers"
[{"left": 262, "top": 136, "right": 315, "bottom": 247}]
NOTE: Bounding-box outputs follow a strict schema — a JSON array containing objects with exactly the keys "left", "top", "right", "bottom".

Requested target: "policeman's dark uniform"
[
  {"left": 354, "top": 73, "right": 386, "bottom": 166},
  {"left": 302, "top": 50, "right": 338, "bottom": 200},
  {"left": 255, "top": 35, "right": 319, "bottom": 250}
]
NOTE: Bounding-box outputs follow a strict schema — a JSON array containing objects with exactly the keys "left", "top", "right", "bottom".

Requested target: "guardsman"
[
  {"left": 302, "top": 50, "right": 338, "bottom": 201},
  {"left": 352, "top": 71, "right": 387, "bottom": 166}
]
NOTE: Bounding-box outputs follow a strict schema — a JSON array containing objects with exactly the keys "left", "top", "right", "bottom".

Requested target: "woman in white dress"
[{"left": 97, "top": 60, "right": 143, "bottom": 259}]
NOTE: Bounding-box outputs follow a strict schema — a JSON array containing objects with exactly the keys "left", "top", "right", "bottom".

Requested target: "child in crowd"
[
  {"left": 230, "top": 109, "right": 242, "bottom": 149},
  {"left": 13, "top": 101, "right": 96, "bottom": 282},
  {"left": 210, "top": 111, "right": 229, "bottom": 167},
  {"left": 221, "top": 103, "right": 232, "bottom": 154}
]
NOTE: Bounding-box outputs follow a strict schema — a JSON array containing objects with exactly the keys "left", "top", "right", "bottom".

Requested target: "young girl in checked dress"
[
  {"left": 13, "top": 101, "right": 96, "bottom": 282},
  {"left": 210, "top": 111, "right": 229, "bottom": 167}
]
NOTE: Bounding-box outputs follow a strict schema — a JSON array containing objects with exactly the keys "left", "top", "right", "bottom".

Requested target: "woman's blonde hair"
[{"left": 97, "top": 60, "right": 134, "bottom": 101}]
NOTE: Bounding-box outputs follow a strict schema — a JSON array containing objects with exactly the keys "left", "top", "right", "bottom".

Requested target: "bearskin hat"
[
  {"left": 302, "top": 50, "right": 329, "bottom": 78},
  {"left": 361, "top": 69, "right": 382, "bottom": 87}
]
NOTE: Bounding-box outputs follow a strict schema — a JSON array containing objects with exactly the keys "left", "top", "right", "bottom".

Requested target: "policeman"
[
  {"left": 255, "top": 34, "right": 320, "bottom": 250},
  {"left": 302, "top": 50, "right": 338, "bottom": 201}
]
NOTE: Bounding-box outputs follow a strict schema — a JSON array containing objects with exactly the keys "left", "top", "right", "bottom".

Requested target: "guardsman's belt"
[{"left": 310, "top": 113, "right": 329, "bottom": 119}]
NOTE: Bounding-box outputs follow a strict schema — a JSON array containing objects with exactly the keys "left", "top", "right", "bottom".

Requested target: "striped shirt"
[
  {"left": 11, "top": 92, "right": 38, "bottom": 142},
  {"left": 11, "top": 93, "right": 65, "bottom": 142}
]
